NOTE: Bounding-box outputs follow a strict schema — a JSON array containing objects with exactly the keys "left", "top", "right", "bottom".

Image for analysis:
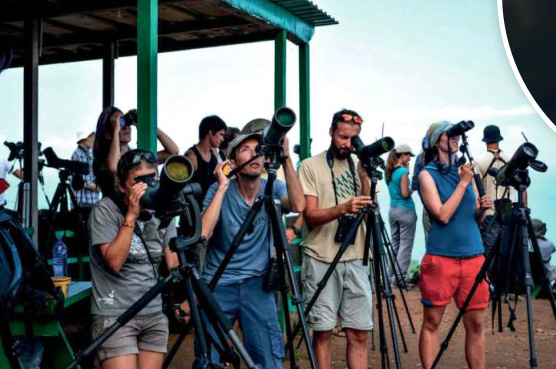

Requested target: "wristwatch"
[{"left": 289, "top": 226, "right": 302, "bottom": 237}]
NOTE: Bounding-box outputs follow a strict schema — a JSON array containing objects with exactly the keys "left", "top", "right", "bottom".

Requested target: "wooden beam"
[
  {"left": 8, "top": 17, "right": 249, "bottom": 51},
  {"left": 23, "top": 17, "right": 40, "bottom": 244},
  {"left": 0, "top": 0, "right": 179, "bottom": 22}
]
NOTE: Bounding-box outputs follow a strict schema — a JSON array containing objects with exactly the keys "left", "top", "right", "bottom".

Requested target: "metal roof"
[{"left": 0, "top": 0, "right": 337, "bottom": 68}]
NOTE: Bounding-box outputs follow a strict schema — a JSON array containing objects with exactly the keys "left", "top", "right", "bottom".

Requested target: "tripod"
[
  {"left": 43, "top": 169, "right": 87, "bottom": 259},
  {"left": 166, "top": 144, "right": 318, "bottom": 369},
  {"left": 65, "top": 194, "right": 262, "bottom": 369},
  {"left": 287, "top": 204, "right": 415, "bottom": 356},
  {"left": 431, "top": 169, "right": 556, "bottom": 369}
]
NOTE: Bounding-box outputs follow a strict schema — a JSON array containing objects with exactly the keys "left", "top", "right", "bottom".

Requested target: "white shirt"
[{"left": 0, "top": 159, "right": 13, "bottom": 206}]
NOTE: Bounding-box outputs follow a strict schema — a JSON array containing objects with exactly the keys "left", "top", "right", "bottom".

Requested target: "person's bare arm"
[
  {"left": 201, "top": 161, "right": 229, "bottom": 240},
  {"left": 107, "top": 114, "right": 123, "bottom": 175},
  {"left": 280, "top": 137, "right": 305, "bottom": 213},
  {"left": 419, "top": 165, "right": 472, "bottom": 225},
  {"left": 156, "top": 128, "right": 180, "bottom": 164},
  {"left": 98, "top": 182, "right": 147, "bottom": 273},
  {"left": 303, "top": 195, "right": 372, "bottom": 229},
  {"left": 185, "top": 150, "right": 198, "bottom": 171},
  {"left": 400, "top": 173, "right": 412, "bottom": 198}
]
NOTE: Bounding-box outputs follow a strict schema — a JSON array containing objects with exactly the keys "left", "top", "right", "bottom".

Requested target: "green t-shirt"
[{"left": 387, "top": 167, "right": 415, "bottom": 210}]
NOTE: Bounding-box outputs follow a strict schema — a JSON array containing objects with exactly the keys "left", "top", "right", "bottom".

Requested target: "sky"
[{"left": 0, "top": 0, "right": 554, "bottom": 263}]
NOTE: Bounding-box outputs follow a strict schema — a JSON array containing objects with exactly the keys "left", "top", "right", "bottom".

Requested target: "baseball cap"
[
  {"left": 76, "top": 131, "right": 94, "bottom": 144},
  {"left": 395, "top": 143, "right": 415, "bottom": 156}
]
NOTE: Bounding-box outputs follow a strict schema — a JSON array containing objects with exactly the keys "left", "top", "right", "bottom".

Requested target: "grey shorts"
[
  {"left": 301, "top": 256, "right": 373, "bottom": 332},
  {"left": 91, "top": 313, "right": 169, "bottom": 362}
]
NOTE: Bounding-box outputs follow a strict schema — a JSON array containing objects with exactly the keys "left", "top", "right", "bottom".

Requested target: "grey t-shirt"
[{"left": 89, "top": 197, "right": 177, "bottom": 316}]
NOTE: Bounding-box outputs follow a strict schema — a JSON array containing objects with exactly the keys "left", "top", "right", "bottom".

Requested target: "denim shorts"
[{"left": 91, "top": 313, "right": 169, "bottom": 362}]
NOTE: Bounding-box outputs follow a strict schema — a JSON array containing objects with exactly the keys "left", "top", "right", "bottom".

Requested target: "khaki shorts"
[
  {"left": 301, "top": 256, "right": 373, "bottom": 331},
  {"left": 91, "top": 313, "right": 169, "bottom": 362}
]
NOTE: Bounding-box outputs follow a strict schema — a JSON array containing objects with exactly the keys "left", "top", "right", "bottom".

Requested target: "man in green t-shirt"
[{"left": 298, "top": 109, "right": 373, "bottom": 369}]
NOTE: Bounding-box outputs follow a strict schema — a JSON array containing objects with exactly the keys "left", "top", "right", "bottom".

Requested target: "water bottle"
[{"left": 52, "top": 233, "right": 68, "bottom": 277}]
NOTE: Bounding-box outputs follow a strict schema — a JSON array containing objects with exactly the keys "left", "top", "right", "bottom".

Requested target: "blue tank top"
[{"left": 421, "top": 163, "right": 484, "bottom": 257}]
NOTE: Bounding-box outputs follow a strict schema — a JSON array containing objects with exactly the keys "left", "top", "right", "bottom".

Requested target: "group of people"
[{"left": 21, "top": 105, "right": 554, "bottom": 369}]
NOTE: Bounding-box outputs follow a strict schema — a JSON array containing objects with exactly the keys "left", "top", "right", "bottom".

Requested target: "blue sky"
[{"left": 0, "top": 0, "right": 554, "bottom": 262}]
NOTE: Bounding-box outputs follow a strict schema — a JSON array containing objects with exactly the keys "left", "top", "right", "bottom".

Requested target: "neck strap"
[{"left": 326, "top": 145, "right": 358, "bottom": 205}]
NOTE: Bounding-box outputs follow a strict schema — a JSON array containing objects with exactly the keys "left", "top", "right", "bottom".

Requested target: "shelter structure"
[{"left": 0, "top": 0, "right": 337, "bottom": 241}]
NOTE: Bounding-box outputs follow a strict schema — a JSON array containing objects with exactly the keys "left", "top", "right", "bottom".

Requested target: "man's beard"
[{"left": 331, "top": 143, "right": 351, "bottom": 160}]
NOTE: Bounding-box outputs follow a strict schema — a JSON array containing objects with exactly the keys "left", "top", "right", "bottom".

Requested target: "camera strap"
[{"left": 326, "top": 145, "right": 358, "bottom": 205}]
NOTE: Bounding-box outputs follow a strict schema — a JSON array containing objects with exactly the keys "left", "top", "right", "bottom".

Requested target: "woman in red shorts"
[{"left": 417, "top": 121, "right": 493, "bottom": 369}]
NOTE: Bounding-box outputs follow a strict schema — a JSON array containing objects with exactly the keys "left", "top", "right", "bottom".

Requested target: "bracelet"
[
  {"left": 121, "top": 221, "right": 135, "bottom": 228},
  {"left": 290, "top": 226, "right": 302, "bottom": 237}
]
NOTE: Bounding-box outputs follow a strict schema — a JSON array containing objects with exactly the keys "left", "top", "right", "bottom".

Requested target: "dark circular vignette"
[{"left": 503, "top": 0, "right": 556, "bottom": 127}]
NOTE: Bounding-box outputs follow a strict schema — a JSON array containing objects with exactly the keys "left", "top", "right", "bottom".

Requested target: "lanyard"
[{"left": 326, "top": 146, "right": 358, "bottom": 206}]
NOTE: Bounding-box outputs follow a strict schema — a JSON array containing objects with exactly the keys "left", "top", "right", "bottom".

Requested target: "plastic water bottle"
[{"left": 52, "top": 234, "right": 68, "bottom": 277}]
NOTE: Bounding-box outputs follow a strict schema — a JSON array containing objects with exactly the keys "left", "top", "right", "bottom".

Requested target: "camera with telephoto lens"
[
  {"left": 138, "top": 155, "right": 203, "bottom": 228},
  {"left": 487, "top": 142, "right": 547, "bottom": 187},
  {"left": 42, "top": 147, "right": 89, "bottom": 175},
  {"left": 351, "top": 136, "right": 395, "bottom": 162}
]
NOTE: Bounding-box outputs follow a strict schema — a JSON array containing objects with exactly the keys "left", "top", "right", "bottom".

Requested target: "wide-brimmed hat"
[
  {"left": 228, "top": 133, "right": 262, "bottom": 159},
  {"left": 241, "top": 119, "right": 270, "bottom": 134},
  {"left": 482, "top": 125, "right": 504, "bottom": 143}
]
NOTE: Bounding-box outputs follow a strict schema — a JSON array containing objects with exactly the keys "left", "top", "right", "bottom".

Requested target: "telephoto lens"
[
  {"left": 262, "top": 107, "right": 296, "bottom": 145},
  {"left": 351, "top": 136, "right": 395, "bottom": 161}
]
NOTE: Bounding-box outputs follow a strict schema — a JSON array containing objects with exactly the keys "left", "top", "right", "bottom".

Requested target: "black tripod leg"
[
  {"left": 190, "top": 268, "right": 262, "bottom": 369},
  {"left": 209, "top": 197, "right": 264, "bottom": 290},
  {"left": 267, "top": 200, "right": 318, "bottom": 369},
  {"left": 65, "top": 272, "right": 176, "bottom": 369},
  {"left": 371, "top": 210, "right": 403, "bottom": 369},
  {"left": 518, "top": 214, "right": 538, "bottom": 369},
  {"left": 525, "top": 214, "right": 556, "bottom": 322},
  {"left": 389, "top": 292, "right": 408, "bottom": 353}
]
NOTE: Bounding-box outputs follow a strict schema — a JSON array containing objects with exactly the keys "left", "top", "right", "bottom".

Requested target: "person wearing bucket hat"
[
  {"left": 196, "top": 128, "right": 304, "bottom": 369},
  {"left": 417, "top": 121, "right": 494, "bottom": 369},
  {"left": 70, "top": 131, "right": 99, "bottom": 210},
  {"left": 385, "top": 143, "right": 417, "bottom": 286}
]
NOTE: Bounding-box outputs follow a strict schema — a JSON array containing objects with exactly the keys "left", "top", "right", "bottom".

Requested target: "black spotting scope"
[
  {"left": 488, "top": 142, "right": 547, "bottom": 185},
  {"left": 43, "top": 147, "right": 89, "bottom": 175},
  {"left": 351, "top": 136, "right": 395, "bottom": 161},
  {"left": 262, "top": 107, "right": 296, "bottom": 146},
  {"left": 140, "top": 155, "right": 202, "bottom": 219},
  {"left": 446, "top": 120, "right": 474, "bottom": 137}
]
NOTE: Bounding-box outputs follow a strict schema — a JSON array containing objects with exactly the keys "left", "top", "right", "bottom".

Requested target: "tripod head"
[{"left": 169, "top": 190, "right": 203, "bottom": 267}]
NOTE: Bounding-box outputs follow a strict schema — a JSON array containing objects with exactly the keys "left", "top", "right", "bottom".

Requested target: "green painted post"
[
  {"left": 299, "top": 43, "right": 311, "bottom": 159},
  {"left": 274, "top": 30, "right": 287, "bottom": 110},
  {"left": 137, "top": 0, "right": 158, "bottom": 152}
]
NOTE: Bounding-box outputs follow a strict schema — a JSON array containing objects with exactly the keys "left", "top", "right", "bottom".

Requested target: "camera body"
[{"left": 334, "top": 214, "right": 357, "bottom": 245}]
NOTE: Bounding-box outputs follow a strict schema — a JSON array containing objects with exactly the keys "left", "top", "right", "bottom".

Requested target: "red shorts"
[{"left": 419, "top": 253, "right": 490, "bottom": 310}]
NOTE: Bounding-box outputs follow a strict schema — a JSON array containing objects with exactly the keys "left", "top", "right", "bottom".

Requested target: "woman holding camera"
[
  {"left": 89, "top": 149, "right": 187, "bottom": 369},
  {"left": 418, "top": 121, "right": 493, "bottom": 369},
  {"left": 385, "top": 144, "right": 417, "bottom": 285},
  {"left": 93, "top": 106, "right": 179, "bottom": 197}
]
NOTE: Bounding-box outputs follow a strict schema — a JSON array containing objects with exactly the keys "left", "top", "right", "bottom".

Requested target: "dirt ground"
[{"left": 165, "top": 289, "right": 556, "bottom": 369}]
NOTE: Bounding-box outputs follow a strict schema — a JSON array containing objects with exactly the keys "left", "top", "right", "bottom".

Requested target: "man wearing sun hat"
[{"left": 71, "top": 130, "right": 100, "bottom": 209}]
